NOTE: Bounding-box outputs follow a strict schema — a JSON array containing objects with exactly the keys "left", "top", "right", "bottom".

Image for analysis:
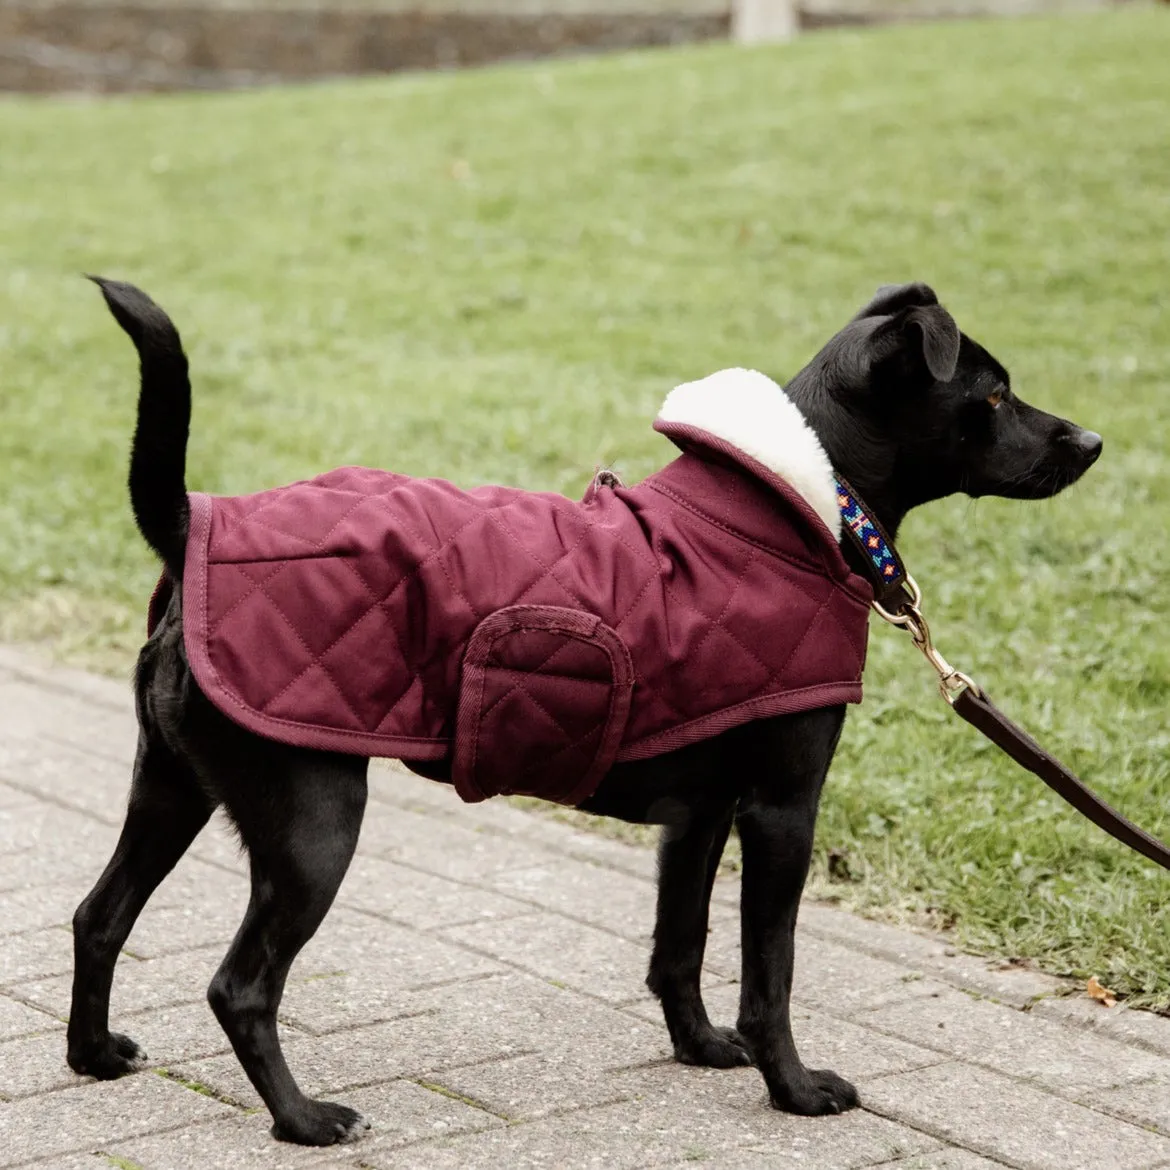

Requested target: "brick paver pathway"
[{"left": 1, "top": 644, "right": 1168, "bottom": 1169}]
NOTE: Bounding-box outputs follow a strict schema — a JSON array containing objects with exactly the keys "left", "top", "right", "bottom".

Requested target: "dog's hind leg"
[
  {"left": 68, "top": 731, "right": 215, "bottom": 1078},
  {"left": 734, "top": 706, "right": 859, "bottom": 1116},
  {"left": 208, "top": 748, "right": 369, "bottom": 1146},
  {"left": 647, "top": 801, "right": 751, "bottom": 1068}
]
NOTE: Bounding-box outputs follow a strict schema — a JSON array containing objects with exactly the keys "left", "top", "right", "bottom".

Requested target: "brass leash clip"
[{"left": 871, "top": 575, "right": 982, "bottom": 705}]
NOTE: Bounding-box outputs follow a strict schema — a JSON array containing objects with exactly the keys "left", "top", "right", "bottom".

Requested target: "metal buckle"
[{"left": 871, "top": 575, "right": 982, "bottom": 705}]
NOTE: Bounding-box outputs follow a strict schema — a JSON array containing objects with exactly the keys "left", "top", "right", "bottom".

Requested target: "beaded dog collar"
[{"left": 834, "top": 477, "right": 907, "bottom": 607}]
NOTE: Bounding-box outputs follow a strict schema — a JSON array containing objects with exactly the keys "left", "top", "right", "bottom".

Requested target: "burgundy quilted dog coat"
[{"left": 157, "top": 371, "right": 873, "bottom": 806}]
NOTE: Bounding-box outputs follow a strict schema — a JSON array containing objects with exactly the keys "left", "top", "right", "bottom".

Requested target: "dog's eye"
[{"left": 987, "top": 389, "right": 1004, "bottom": 408}]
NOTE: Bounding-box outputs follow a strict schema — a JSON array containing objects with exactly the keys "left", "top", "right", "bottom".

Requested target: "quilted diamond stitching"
[
  {"left": 226, "top": 484, "right": 372, "bottom": 553},
  {"left": 478, "top": 663, "right": 607, "bottom": 794},
  {"left": 647, "top": 480, "right": 838, "bottom": 609},
  {"left": 382, "top": 491, "right": 570, "bottom": 623},
  {"left": 477, "top": 633, "right": 591, "bottom": 725},
  {"left": 588, "top": 500, "right": 782, "bottom": 689},
  {"left": 314, "top": 556, "right": 422, "bottom": 732},
  {"left": 486, "top": 508, "right": 594, "bottom": 611},
  {"left": 245, "top": 574, "right": 375, "bottom": 731},
  {"left": 506, "top": 722, "right": 602, "bottom": 793},
  {"left": 206, "top": 487, "right": 391, "bottom": 644},
  {"left": 208, "top": 560, "right": 299, "bottom": 641},
  {"left": 753, "top": 552, "right": 865, "bottom": 666},
  {"left": 242, "top": 502, "right": 512, "bottom": 731},
  {"left": 678, "top": 547, "right": 760, "bottom": 677},
  {"left": 762, "top": 590, "right": 836, "bottom": 687}
]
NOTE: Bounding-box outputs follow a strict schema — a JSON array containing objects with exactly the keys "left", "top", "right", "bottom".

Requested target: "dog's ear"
[
  {"left": 870, "top": 302, "right": 961, "bottom": 385},
  {"left": 853, "top": 282, "right": 940, "bottom": 321}
]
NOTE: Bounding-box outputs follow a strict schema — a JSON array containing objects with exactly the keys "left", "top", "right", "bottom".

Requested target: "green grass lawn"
[{"left": 2, "top": 9, "right": 1168, "bottom": 1005}]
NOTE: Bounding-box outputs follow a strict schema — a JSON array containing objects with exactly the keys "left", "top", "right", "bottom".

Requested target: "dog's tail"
[{"left": 90, "top": 277, "right": 191, "bottom": 578}]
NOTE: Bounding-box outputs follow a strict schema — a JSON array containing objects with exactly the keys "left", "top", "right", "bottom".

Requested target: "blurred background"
[
  {"left": 1, "top": 0, "right": 1167, "bottom": 1003},
  {"left": 0, "top": 0, "right": 1132, "bottom": 93}
]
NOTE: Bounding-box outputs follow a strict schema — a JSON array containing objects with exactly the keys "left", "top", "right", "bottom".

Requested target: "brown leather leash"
[{"left": 835, "top": 477, "right": 1170, "bottom": 872}]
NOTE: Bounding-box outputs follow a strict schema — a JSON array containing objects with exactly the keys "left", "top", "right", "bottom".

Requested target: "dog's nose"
[{"left": 1074, "top": 429, "right": 1103, "bottom": 465}]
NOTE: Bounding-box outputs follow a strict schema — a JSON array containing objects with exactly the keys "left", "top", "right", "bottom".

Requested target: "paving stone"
[
  {"left": 0, "top": 1070, "right": 234, "bottom": 1167},
  {"left": 1031, "top": 996, "right": 1170, "bottom": 1059},
  {"left": 116, "top": 853, "right": 249, "bottom": 959},
  {"left": 0, "top": 737, "right": 130, "bottom": 826},
  {"left": 167, "top": 1019, "right": 458, "bottom": 1111},
  {"left": 0, "top": 880, "right": 90, "bottom": 937},
  {"left": 0, "top": 783, "right": 40, "bottom": 811},
  {"left": 617, "top": 971, "right": 746, "bottom": 1032},
  {"left": 168, "top": 984, "right": 659, "bottom": 1114},
  {"left": 0, "top": 835, "right": 115, "bottom": 894},
  {"left": 862, "top": 1061, "right": 1170, "bottom": 1170},
  {"left": 798, "top": 903, "right": 1068, "bottom": 1009},
  {"left": 22, "top": 907, "right": 505, "bottom": 1028},
  {"left": 169, "top": 976, "right": 656, "bottom": 1110},
  {"left": 654, "top": 1134, "right": 963, "bottom": 1169},
  {"left": 368, "top": 764, "right": 659, "bottom": 881},
  {"left": 123, "top": 897, "right": 248, "bottom": 960},
  {"left": 1079, "top": 1075, "right": 1170, "bottom": 1137},
  {"left": 486, "top": 859, "right": 660, "bottom": 943},
  {"left": 275, "top": 970, "right": 421, "bottom": 1037},
  {"left": 365, "top": 762, "right": 664, "bottom": 879},
  {"left": 707, "top": 935, "right": 943, "bottom": 1018},
  {"left": 0, "top": 927, "right": 75, "bottom": 986},
  {"left": 0, "top": 1029, "right": 80, "bottom": 1097},
  {"left": 7, "top": 1153, "right": 113, "bottom": 1170},
  {"left": 0, "top": 803, "right": 113, "bottom": 860},
  {"left": 278, "top": 908, "right": 507, "bottom": 1025},
  {"left": 15, "top": 946, "right": 220, "bottom": 1018},
  {"left": 428, "top": 1051, "right": 638, "bottom": 1121},
  {"left": 401, "top": 971, "right": 668, "bottom": 1066},
  {"left": 118, "top": 1000, "right": 236, "bottom": 1067},
  {"left": 517, "top": 817, "right": 661, "bottom": 882},
  {"left": 281, "top": 971, "right": 668, "bottom": 1088},
  {"left": 133, "top": 849, "right": 249, "bottom": 911},
  {"left": 439, "top": 910, "right": 653, "bottom": 1005},
  {"left": 363, "top": 802, "right": 556, "bottom": 882},
  {"left": 164, "top": 1045, "right": 310, "bottom": 1111},
  {"left": 337, "top": 853, "right": 534, "bottom": 932},
  {"left": 71, "top": 867, "right": 250, "bottom": 972},
  {"left": 0, "top": 645, "right": 132, "bottom": 711},
  {"left": 873, "top": 1152, "right": 1014, "bottom": 1169},
  {"left": 626, "top": 981, "right": 943, "bottom": 1085},
  {"left": 109, "top": 1080, "right": 504, "bottom": 1169},
  {"left": 863, "top": 985, "right": 1166, "bottom": 1098},
  {"left": 360, "top": 1072, "right": 941, "bottom": 1169},
  {"left": 0, "top": 994, "right": 62, "bottom": 1040},
  {"left": 368, "top": 761, "right": 453, "bottom": 802}
]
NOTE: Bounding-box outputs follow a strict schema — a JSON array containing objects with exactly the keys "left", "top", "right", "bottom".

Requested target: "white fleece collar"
[{"left": 657, "top": 368, "right": 841, "bottom": 541}]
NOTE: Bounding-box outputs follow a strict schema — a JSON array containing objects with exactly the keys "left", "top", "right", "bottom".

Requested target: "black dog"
[{"left": 67, "top": 280, "right": 1101, "bottom": 1145}]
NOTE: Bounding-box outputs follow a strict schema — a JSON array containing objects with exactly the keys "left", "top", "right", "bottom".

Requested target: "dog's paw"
[
  {"left": 67, "top": 1032, "right": 148, "bottom": 1080},
  {"left": 768, "top": 1068, "right": 859, "bottom": 1116},
  {"left": 675, "top": 1025, "right": 754, "bottom": 1069},
  {"left": 271, "top": 1101, "right": 371, "bottom": 1146}
]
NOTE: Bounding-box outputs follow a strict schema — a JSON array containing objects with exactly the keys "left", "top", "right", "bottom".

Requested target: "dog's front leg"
[
  {"left": 646, "top": 801, "right": 751, "bottom": 1068},
  {"left": 734, "top": 708, "right": 858, "bottom": 1115}
]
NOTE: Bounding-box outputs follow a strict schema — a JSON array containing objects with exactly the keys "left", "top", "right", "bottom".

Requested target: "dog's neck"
[
  {"left": 658, "top": 369, "right": 843, "bottom": 540},
  {"left": 778, "top": 379, "right": 913, "bottom": 539}
]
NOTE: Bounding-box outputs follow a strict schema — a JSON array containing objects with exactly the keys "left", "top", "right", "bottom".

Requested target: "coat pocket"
[{"left": 453, "top": 605, "right": 634, "bottom": 806}]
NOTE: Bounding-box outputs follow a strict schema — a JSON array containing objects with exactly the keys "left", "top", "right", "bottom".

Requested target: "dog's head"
[{"left": 785, "top": 283, "right": 1101, "bottom": 534}]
